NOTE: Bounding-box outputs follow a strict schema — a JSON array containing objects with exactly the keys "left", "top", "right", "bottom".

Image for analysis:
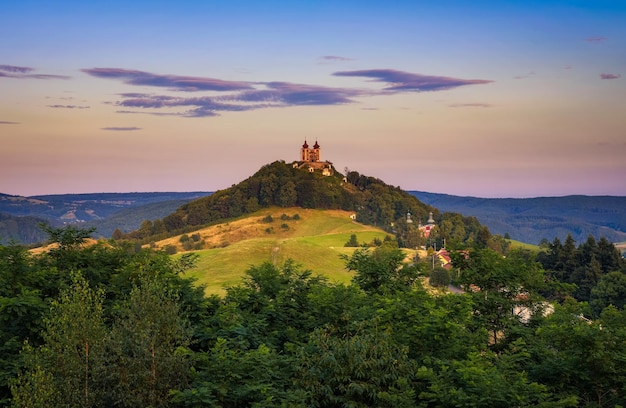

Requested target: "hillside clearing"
[{"left": 158, "top": 208, "right": 394, "bottom": 295}]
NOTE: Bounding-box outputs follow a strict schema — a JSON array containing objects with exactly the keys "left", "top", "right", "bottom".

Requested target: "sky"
[{"left": 1, "top": 0, "right": 625, "bottom": 198}]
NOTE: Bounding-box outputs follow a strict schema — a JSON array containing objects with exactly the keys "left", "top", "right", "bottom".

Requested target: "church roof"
[
  {"left": 302, "top": 140, "right": 309, "bottom": 148},
  {"left": 313, "top": 140, "right": 320, "bottom": 149}
]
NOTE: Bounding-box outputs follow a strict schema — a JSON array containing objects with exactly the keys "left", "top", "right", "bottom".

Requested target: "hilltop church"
[{"left": 293, "top": 140, "right": 334, "bottom": 176}]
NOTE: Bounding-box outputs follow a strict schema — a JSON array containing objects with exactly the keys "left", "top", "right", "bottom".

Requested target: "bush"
[
  {"left": 280, "top": 223, "right": 289, "bottom": 230},
  {"left": 344, "top": 234, "right": 359, "bottom": 247},
  {"left": 164, "top": 244, "right": 178, "bottom": 255},
  {"left": 262, "top": 215, "right": 274, "bottom": 223},
  {"left": 182, "top": 240, "right": 194, "bottom": 251},
  {"left": 293, "top": 214, "right": 300, "bottom": 220},
  {"left": 429, "top": 266, "right": 450, "bottom": 287},
  {"left": 191, "top": 233, "right": 201, "bottom": 242},
  {"left": 280, "top": 214, "right": 290, "bottom": 220},
  {"left": 179, "top": 234, "right": 190, "bottom": 243},
  {"left": 265, "top": 227, "right": 274, "bottom": 234}
]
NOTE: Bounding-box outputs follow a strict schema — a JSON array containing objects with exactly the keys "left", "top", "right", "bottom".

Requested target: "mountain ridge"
[{"left": 409, "top": 191, "right": 626, "bottom": 245}]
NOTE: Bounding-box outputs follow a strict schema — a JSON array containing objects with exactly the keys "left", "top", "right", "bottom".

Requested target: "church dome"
[
  {"left": 302, "top": 140, "right": 309, "bottom": 148},
  {"left": 313, "top": 140, "right": 320, "bottom": 149}
]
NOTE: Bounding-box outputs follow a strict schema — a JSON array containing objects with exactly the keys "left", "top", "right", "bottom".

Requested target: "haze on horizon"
[{"left": 1, "top": 0, "right": 625, "bottom": 199}]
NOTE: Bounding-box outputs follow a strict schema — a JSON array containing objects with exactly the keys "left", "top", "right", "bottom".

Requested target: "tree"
[
  {"left": 590, "top": 271, "right": 626, "bottom": 316},
  {"left": 453, "top": 248, "right": 547, "bottom": 349},
  {"left": 105, "top": 275, "right": 193, "bottom": 407},
  {"left": 294, "top": 326, "right": 416, "bottom": 407},
  {"left": 11, "top": 272, "right": 107, "bottom": 408},
  {"left": 344, "top": 234, "right": 359, "bottom": 247},
  {"left": 343, "top": 243, "right": 420, "bottom": 294},
  {"left": 277, "top": 180, "right": 297, "bottom": 207}
]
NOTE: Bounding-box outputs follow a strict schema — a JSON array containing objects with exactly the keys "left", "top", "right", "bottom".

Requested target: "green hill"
[
  {"left": 135, "top": 161, "right": 488, "bottom": 250},
  {"left": 159, "top": 208, "right": 403, "bottom": 295}
]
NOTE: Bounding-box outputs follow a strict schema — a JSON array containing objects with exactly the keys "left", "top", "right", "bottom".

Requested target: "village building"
[{"left": 293, "top": 140, "right": 333, "bottom": 176}]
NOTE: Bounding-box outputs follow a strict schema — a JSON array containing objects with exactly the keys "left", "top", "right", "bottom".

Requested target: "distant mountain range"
[
  {"left": 2, "top": 189, "right": 625, "bottom": 247},
  {"left": 0, "top": 192, "right": 210, "bottom": 244},
  {"left": 409, "top": 191, "right": 626, "bottom": 245}
]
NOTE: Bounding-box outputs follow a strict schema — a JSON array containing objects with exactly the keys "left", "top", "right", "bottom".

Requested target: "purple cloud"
[
  {"left": 0, "top": 120, "right": 19, "bottom": 124},
  {"left": 333, "top": 69, "right": 493, "bottom": 92},
  {"left": 88, "top": 67, "right": 493, "bottom": 118},
  {"left": 0, "top": 65, "right": 34, "bottom": 73},
  {"left": 600, "top": 73, "right": 621, "bottom": 80},
  {"left": 101, "top": 127, "right": 142, "bottom": 131},
  {"left": 82, "top": 68, "right": 253, "bottom": 92},
  {"left": 584, "top": 36, "right": 607, "bottom": 43},
  {"left": 319, "top": 55, "right": 354, "bottom": 63},
  {"left": 0, "top": 65, "right": 70, "bottom": 80},
  {"left": 47, "top": 105, "right": 90, "bottom": 109}
]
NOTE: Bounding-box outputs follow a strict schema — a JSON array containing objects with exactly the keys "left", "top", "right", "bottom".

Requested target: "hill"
[
  {"left": 410, "top": 191, "right": 626, "bottom": 245},
  {"left": 132, "top": 161, "right": 488, "bottom": 249},
  {"left": 0, "top": 192, "right": 210, "bottom": 244},
  {"left": 153, "top": 207, "right": 401, "bottom": 295}
]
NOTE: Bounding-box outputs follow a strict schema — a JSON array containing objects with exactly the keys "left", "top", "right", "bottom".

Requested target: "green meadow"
[{"left": 171, "top": 208, "right": 391, "bottom": 295}]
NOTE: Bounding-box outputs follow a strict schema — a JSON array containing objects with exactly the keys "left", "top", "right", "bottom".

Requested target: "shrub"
[
  {"left": 280, "top": 213, "right": 290, "bottom": 220},
  {"left": 293, "top": 214, "right": 300, "bottom": 220},
  {"left": 429, "top": 266, "right": 450, "bottom": 287},
  {"left": 191, "top": 233, "right": 201, "bottom": 242},
  {"left": 265, "top": 227, "right": 274, "bottom": 234},
  {"left": 164, "top": 244, "right": 178, "bottom": 255},
  {"left": 280, "top": 223, "right": 289, "bottom": 230},
  {"left": 179, "top": 234, "right": 190, "bottom": 243},
  {"left": 344, "top": 234, "right": 359, "bottom": 247},
  {"left": 262, "top": 215, "right": 274, "bottom": 223}
]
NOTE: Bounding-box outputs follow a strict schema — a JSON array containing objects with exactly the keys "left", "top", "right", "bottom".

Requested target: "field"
[{"left": 159, "top": 208, "right": 393, "bottom": 295}]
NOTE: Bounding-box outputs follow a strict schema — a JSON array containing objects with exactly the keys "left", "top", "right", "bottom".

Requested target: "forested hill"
[
  {"left": 130, "top": 161, "right": 488, "bottom": 247},
  {"left": 410, "top": 191, "right": 626, "bottom": 245}
]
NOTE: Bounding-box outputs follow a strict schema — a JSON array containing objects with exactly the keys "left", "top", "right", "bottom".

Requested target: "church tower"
[
  {"left": 301, "top": 140, "right": 321, "bottom": 162},
  {"left": 301, "top": 140, "right": 310, "bottom": 161}
]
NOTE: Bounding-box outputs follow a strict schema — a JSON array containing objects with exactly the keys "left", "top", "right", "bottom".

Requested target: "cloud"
[
  {"left": 101, "top": 127, "right": 142, "bottom": 131},
  {"left": 318, "top": 55, "right": 354, "bottom": 64},
  {"left": 333, "top": 69, "right": 493, "bottom": 92},
  {"left": 584, "top": 36, "right": 607, "bottom": 43},
  {"left": 0, "top": 64, "right": 70, "bottom": 80},
  {"left": 82, "top": 68, "right": 253, "bottom": 92},
  {"left": 89, "top": 67, "right": 492, "bottom": 118},
  {"left": 514, "top": 71, "right": 535, "bottom": 80},
  {"left": 0, "top": 120, "right": 19, "bottom": 124},
  {"left": 600, "top": 73, "right": 621, "bottom": 80},
  {"left": 0, "top": 65, "right": 34, "bottom": 73},
  {"left": 47, "top": 105, "right": 90, "bottom": 109},
  {"left": 448, "top": 103, "right": 493, "bottom": 108}
]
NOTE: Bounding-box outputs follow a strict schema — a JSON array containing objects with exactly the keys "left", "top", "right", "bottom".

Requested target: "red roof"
[
  {"left": 302, "top": 140, "right": 309, "bottom": 148},
  {"left": 313, "top": 140, "right": 320, "bottom": 148}
]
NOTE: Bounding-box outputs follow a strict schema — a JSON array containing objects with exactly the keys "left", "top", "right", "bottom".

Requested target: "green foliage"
[
  {"left": 261, "top": 214, "right": 273, "bottom": 223},
  {"left": 344, "top": 233, "right": 359, "bottom": 247},
  {"left": 343, "top": 243, "right": 421, "bottom": 294},
  {"left": 5, "top": 223, "right": 626, "bottom": 407},
  {"left": 429, "top": 266, "right": 451, "bottom": 287}
]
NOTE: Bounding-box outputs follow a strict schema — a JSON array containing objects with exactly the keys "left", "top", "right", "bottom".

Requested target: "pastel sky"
[{"left": 1, "top": 0, "right": 625, "bottom": 198}]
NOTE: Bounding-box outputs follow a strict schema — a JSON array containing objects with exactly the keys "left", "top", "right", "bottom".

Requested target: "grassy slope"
[{"left": 160, "top": 208, "right": 391, "bottom": 296}]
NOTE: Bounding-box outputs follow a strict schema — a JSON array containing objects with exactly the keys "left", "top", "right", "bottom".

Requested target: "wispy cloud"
[
  {"left": 82, "top": 68, "right": 253, "bottom": 92},
  {"left": 87, "top": 67, "right": 493, "bottom": 117},
  {"left": 0, "top": 120, "right": 19, "bottom": 124},
  {"left": 584, "top": 36, "right": 607, "bottom": 43},
  {"left": 47, "top": 105, "right": 91, "bottom": 109},
  {"left": 0, "top": 65, "right": 33, "bottom": 74},
  {"left": 101, "top": 127, "right": 142, "bottom": 131},
  {"left": 318, "top": 55, "right": 354, "bottom": 64},
  {"left": 0, "top": 64, "right": 70, "bottom": 80},
  {"left": 600, "top": 73, "right": 621, "bottom": 80},
  {"left": 514, "top": 71, "right": 535, "bottom": 80},
  {"left": 333, "top": 69, "right": 493, "bottom": 92},
  {"left": 448, "top": 103, "right": 493, "bottom": 108}
]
